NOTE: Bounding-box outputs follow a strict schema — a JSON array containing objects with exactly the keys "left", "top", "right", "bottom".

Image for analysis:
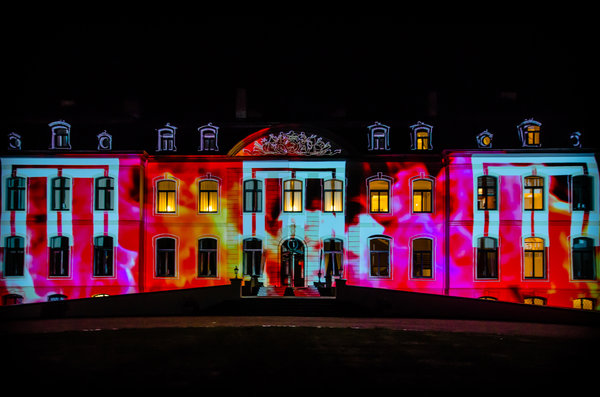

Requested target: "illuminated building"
[{"left": 1, "top": 118, "right": 598, "bottom": 310}]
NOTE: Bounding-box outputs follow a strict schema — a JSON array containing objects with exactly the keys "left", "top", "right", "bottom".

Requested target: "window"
[
  {"left": 3, "top": 293, "right": 23, "bottom": 305},
  {"left": 412, "top": 179, "right": 433, "bottom": 213},
  {"left": 283, "top": 179, "right": 302, "bottom": 212},
  {"left": 198, "top": 238, "right": 217, "bottom": 277},
  {"left": 157, "top": 123, "right": 177, "bottom": 152},
  {"left": 524, "top": 297, "right": 546, "bottom": 306},
  {"left": 367, "top": 122, "right": 390, "bottom": 151},
  {"left": 369, "top": 179, "right": 390, "bottom": 213},
  {"left": 95, "top": 177, "right": 114, "bottom": 211},
  {"left": 416, "top": 131, "right": 429, "bottom": 150},
  {"left": 476, "top": 237, "right": 498, "bottom": 279},
  {"left": 199, "top": 180, "right": 219, "bottom": 213},
  {"left": 4, "top": 236, "right": 24, "bottom": 276},
  {"left": 323, "top": 238, "right": 343, "bottom": 277},
  {"left": 156, "top": 237, "right": 176, "bottom": 277},
  {"left": 369, "top": 237, "right": 390, "bottom": 277},
  {"left": 524, "top": 176, "right": 544, "bottom": 211},
  {"left": 198, "top": 123, "right": 219, "bottom": 151},
  {"left": 49, "top": 236, "right": 69, "bottom": 277},
  {"left": 573, "top": 237, "right": 595, "bottom": 280},
  {"left": 6, "top": 176, "right": 26, "bottom": 211},
  {"left": 413, "top": 238, "right": 433, "bottom": 278},
  {"left": 523, "top": 237, "right": 545, "bottom": 279},
  {"left": 518, "top": 119, "right": 542, "bottom": 147},
  {"left": 573, "top": 175, "right": 593, "bottom": 211},
  {"left": 48, "top": 294, "right": 67, "bottom": 302},
  {"left": 573, "top": 298, "right": 595, "bottom": 310},
  {"left": 477, "top": 176, "right": 497, "bottom": 210},
  {"left": 49, "top": 121, "right": 71, "bottom": 149},
  {"left": 51, "top": 177, "right": 70, "bottom": 211},
  {"left": 93, "top": 236, "right": 113, "bottom": 277},
  {"left": 526, "top": 125, "right": 540, "bottom": 145},
  {"left": 156, "top": 180, "right": 177, "bottom": 213},
  {"left": 410, "top": 122, "right": 433, "bottom": 151},
  {"left": 243, "top": 180, "right": 262, "bottom": 212},
  {"left": 243, "top": 238, "right": 262, "bottom": 276},
  {"left": 479, "top": 296, "right": 498, "bottom": 301},
  {"left": 324, "top": 179, "right": 343, "bottom": 212}
]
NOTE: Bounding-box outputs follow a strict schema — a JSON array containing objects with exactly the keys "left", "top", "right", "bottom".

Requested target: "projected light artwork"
[{"left": 1, "top": 120, "right": 598, "bottom": 310}]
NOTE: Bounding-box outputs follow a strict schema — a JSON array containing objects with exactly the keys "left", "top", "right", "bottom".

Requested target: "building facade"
[{"left": 1, "top": 119, "right": 598, "bottom": 310}]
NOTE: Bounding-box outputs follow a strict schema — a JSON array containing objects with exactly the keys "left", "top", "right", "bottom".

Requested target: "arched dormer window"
[
  {"left": 198, "top": 123, "right": 219, "bottom": 151},
  {"left": 410, "top": 121, "right": 433, "bottom": 151},
  {"left": 7, "top": 132, "right": 22, "bottom": 150},
  {"left": 476, "top": 130, "right": 493, "bottom": 148},
  {"left": 157, "top": 123, "right": 177, "bottom": 152},
  {"left": 517, "top": 119, "right": 542, "bottom": 147},
  {"left": 49, "top": 120, "right": 71, "bottom": 150},
  {"left": 367, "top": 122, "right": 390, "bottom": 151},
  {"left": 97, "top": 130, "right": 112, "bottom": 150}
]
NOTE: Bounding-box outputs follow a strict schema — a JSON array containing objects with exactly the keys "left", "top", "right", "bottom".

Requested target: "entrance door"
[{"left": 281, "top": 238, "right": 305, "bottom": 287}]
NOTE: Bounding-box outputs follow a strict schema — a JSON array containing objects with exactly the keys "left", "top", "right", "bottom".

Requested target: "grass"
[{"left": 6, "top": 326, "right": 597, "bottom": 394}]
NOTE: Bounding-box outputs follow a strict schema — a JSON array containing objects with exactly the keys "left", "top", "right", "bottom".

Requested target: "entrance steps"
[{"left": 257, "top": 286, "right": 321, "bottom": 297}]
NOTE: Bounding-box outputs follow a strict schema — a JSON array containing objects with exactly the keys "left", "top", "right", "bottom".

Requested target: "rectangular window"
[
  {"left": 93, "top": 236, "right": 114, "bottom": 277},
  {"left": 323, "top": 238, "right": 343, "bottom": 277},
  {"left": 95, "top": 177, "right": 114, "bottom": 211},
  {"left": 243, "top": 238, "right": 262, "bottom": 276},
  {"left": 4, "top": 236, "right": 25, "bottom": 276},
  {"left": 49, "top": 236, "right": 69, "bottom": 277},
  {"left": 156, "top": 237, "right": 176, "bottom": 277},
  {"left": 6, "top": 177, "right": 26, "bottom": 211},
  {"left": 369, "top": 179, "right": 389, "bottom": 213},
  {"left": 524, "top": 237, "right": 545, "bottom": 278},
  {"left": 476, "top": 237, "right": 498, "bottom": 279},
  {"left": 243, "top": 180, "right": 262, "bottom": 212},
  {"left": 369, "top": 237, "right": 390, "bottom": 277},
  {"left": 413, "top": 238, "right": 432, "bottom": 278},
  {"left": 283, "top": 180, "right": 302, "bottom": 212},
  {"left": 324, "top": 179, "right": 343, "bottom": 212},
  {"left": 573, "top": 237, "right": 595, "bottom": 280},
  {"left": 51, "top": 177, "right": 70, "bottom": 211},
  {"left": 477, "top": 176, "right": 497, "bottom": 210},
  {"left": 416, "top": 131, "right": 429, "bottom": 150},
  {"left": 156, "top": 180, "right": 176, "bottom": 213},
  {"left": 524, "top": 176, "right": 544, "bottom": 211},
  {"left": 573, "top": 175, "right": 593, "bottom": 211},
  {"left": 198, "top": 238, "right": 217, "bottom": 277},
  {"left": 199, "top": 180, "right": 219, "bottom": 213}
]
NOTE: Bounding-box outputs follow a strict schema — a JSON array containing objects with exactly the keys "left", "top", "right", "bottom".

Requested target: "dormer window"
[
  {"left": 157, "top": 123, "right": 177, "bottom": 152},
  {"left": 49, "top": 121, "right": 71, "bottom": 150},
  {"left": 198, "top": 123, "right": 219, "bottom": 151},
  {"left": 476, "top": 130, "right": 493, "bottom": 148},
  {"left": 97, "top": 130, "right": 112, "bottom": 150},
  {"left": 367, "top": 122, "right": 390, "bottom": 151},
  {"left": 7, "top": 132, "right": 22, "bottom": 150},
  {"left": 410, "top": 121, "right": 433, "bottom": 151},
  {"left": 517, "top": 119, "right": 542, "bottom": 147}
]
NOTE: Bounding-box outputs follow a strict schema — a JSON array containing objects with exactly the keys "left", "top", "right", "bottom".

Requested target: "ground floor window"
[
  {"left": 369, "top": 237, "right": 390, "bottom": 277},
  {"left": 323, "top": 238, "right": 343, "bottom": 277},
  {"left": 198, "top": 237, "right": 217, "bottom": 277},
  {"left": 243, "top": 238, "right": 262, "bottom": 276},
  {"left": 4, "top": 236, "right": 24, "bottom": 276},
  {"left": 476, "top": 237, "right": 498, "bottom": 279},
  {"left": 413, "top": 238, "right": 432, "bottom": 278},
  {"left": 572, "top": 237, "right": 595, "bottom": 280},
  {"left": 524, "top": 237, "right": 545, "bottom": 279},
  {"left": 156, "top": 237, "right": 176, "bottom": 277},
  {"left": 93, "top": 236, "right": 114, "bottom": 277},
  {"left": 49, "top": 236, "right": 69, "bottom": 277}
]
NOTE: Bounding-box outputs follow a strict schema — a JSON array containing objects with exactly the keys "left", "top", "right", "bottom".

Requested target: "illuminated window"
[
  {"left": 48, "top": 293, "right": 67, "bottom": 302},
  {"left": 49, "top": 236, "right": 69, "bottom": 277},
  {"left": 156, "top": 180, "right": 177, "bottom": 213},
  {"left": 573, "top": 175, "right": 593, "bottom": 211},
  {"left": 477, "top": 176, "right": 497, "bottom": 210},
  {"left": 413, "top": 238, "right": 432, "bottom": 278},
  {"left": 93, "top": 236, "right": 113, "bottom": 277},
  {"left": 49, "top": 120, "right": 71, "bottom": 149},
  {"left": 523, "top": 237, "right": 545, "bottom": 279},
  {"left": 4, "top": 236, "right": 24, "bottom": 276},
  {"left": 323, "top": 238, "right": 343, "bottom": 278},
  {"left": 476, "top": 237, "right": 498, "bottom": 279},
  {"left": 369, "top": 237, "right": 390, "bottom": 277},
  {"left": 199, "top": 180, "right": 219, "bottom": 213},
  {"left": 2, "top": 293, "right": 23, "bottom": 305},
  {"left": 283, "top": 179, "right": 303, "bottom": 212},
  {"left": 523, "top": 176, "right": 544, "bottom": 211},
  {"left": 573, "top": 237, "right": 595, "bottom": 280},
  {"left": 412, "top": 179, "right": 433, "bottom": 213},
  {"left": 416, "top": 131, "right": 429, "bottom": 150},
  {"left": 323, "top": 179, "right": 343, "bottom": 212},
  {"left": 476, "top": 130, "right": 493, "bottom": 148},
  {"left": 479, "top": 296, "right": 497, "bottom": 301},
  {"left": 369, "top": 179, "right": 390, "bottom": 213},
  {"left": 243, "top": 238, "right": 262, "bottom": 276},
  {"left": 517, "top": 119, "right": 542, "bottom": 147},
  {"left": 573, "top": 298, "right": 595, "bottom": 310},
  {"left": 243, "top": 180, "right": 262, "bottom": 213},
  {"left": 51, "top": 177, "right": 70, "bottom": 211},
  {"left": 156, "top": 237, "right": 176, "bottom": 277},
  {"left": 410, "top": 122, "right": 433, "bottom": 151},
  {"left": 524, "top": 296, "right": 546, "bottom": 306},
  {"left": 95, "top": 177, "right": 114, "bottom": 211},
  {"left": 6, "top": 176, "right": 26, "bottom": 211},
  {"left": 526, "top": 125, "right": 540, "bottom": 145},
  {"left": 198, "top": 238, "right": 217, "bottom": 277}
]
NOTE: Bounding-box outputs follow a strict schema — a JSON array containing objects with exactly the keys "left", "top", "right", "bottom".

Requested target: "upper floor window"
[
  {"left": 49, "top": 120, "right": 71, "bottom": 150},
  {"left": 523, "top": 176, "right": 544, "bottom": 211},
  {"left": 573, "top": 175, "right": 593, "bottom": 211},
  {"left": 4, "top": 236, "right": 24, "bottom": 277},
  {"left": 156, "top": 180, "right": 177, "bottom": 213},
  {"left": 523, "top": 237, "right": 545, "bottom": 279},
  {"left": 410, "top": 121, "right": 433, "bottom": 151},
  {"left": 51, "top": 177, "right": 70, "bottom": 211},
  {"left": 369, "top": 236, "right": 390, "bottom": 277},
  {"left": 572, "top": 237, "right": 595, "bottom": 280},
  {"left": 243, "top": 180, "right": 262, "bottom": 213},
  {"left": 367, "top": 122, "right": 390, "bottom": 151},
  {"left": 156, "top": 237, "right": 176, "bottom": 277},
  {"left": 323, "top": 238, "right": 343, "bottom": 278},
  {"left": 49, "top": 236, "right": 69, "bottom": 277},
  {"left": 517, "top": 119, "right": 542, "bottom": 147},
  {"left": 198, "top": 123, "right": 219, "bottom": 151},
  {"left": 157, "top": 123, "right": 177, "bottom": 152},
  {"left": 476, "top": 237, "right": 498, "bottom": 279},
  {"left": 413, "top": 238, "right": 433, "bottom": 278},
  {"left": 243, "top": 238, "right": 262, "bottom": 276},
  {"left": 95, "top": 177, "right": 114, "bottom": 211},
  {"left": 283, "top": 179, "right": 302, "bottom": 212},
  {"left": 199, "top": 179, "right": 219, "bottom": 213},
  {"left": 93, "top": 236, "right": 114, "bottom": 277},
  {"left": 6, "top": 176, "right": 26, "bottom": 211},
  {"left": 369, "top": 178, "right": 390, "bottom": 213},
  {"left": 323, "top": 179, "right": 343, "bottom": 213},
  {"left": 412, "top": 179, "right": 433, "bottom": 213},
  {"left": 477, "top": 176, "right": 497, "bottom": 210},
  {"left": 198, "top": 237, "right": 217, "bottom": 277}
]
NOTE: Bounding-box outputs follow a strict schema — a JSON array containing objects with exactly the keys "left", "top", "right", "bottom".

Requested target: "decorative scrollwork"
[{"left": 242, "top": 131, "right": 341, "bottom": 156}]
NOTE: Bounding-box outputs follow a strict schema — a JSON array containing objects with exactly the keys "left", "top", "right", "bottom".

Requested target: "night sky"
[{"left": 2, "top": 18, "right": 593, "bottom": 150}]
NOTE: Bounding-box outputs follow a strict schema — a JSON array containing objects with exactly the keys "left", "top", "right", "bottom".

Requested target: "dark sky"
[{"left": 2, "top": 18, "right": 593, "bottom": 147}]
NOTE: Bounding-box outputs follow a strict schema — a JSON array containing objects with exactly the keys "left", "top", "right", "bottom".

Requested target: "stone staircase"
[{"left": 256, "top": 286, "right": 322, "bottom": 297}]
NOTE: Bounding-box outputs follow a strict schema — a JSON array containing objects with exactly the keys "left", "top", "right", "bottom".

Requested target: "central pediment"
[{"left": 228, "top": 124, "right": 344, "bottom": 157}]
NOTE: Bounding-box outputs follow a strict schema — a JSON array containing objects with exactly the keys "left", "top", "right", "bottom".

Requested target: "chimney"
[{"left": 236, "top": 88, "right": 247, "bottom": 119}]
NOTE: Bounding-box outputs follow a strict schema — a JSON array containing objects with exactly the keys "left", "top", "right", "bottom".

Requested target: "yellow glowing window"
[
  {"left": 524, "top": 176, "right": 544, "bottom": 210},
  {"left": 416, "top": 131, "right": 429, "bottom": 150},
  {"left": 524, "top": 297, "right": 546, "bottom": 306},
  {"left": 199, "top": 180, "right": 219, "bottom": 213},
  {"left": 283, "top": 179, "right": 302, "bottom": 212},
  {"left": 524, "top": 237, "right": 545, "bottom": 278},
  {"left": 156, "top": 180, "right": 177, "bottom": 213},
  {"left": 324, "top": 179, "right": 343, "bottom": 212},
  {"left": 413, "top": 179, "right": 432, "bottom": 213},
  {"left": 369, "top": 179, "right": 389, "bottom": 213},
  {"left": 526, "top": 125, "right": 540, "bottom": 145},
  {"left": 573, "top": 298, "right": 594, "bottom": 310}
]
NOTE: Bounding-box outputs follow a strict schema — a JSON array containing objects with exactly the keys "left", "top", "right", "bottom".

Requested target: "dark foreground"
[{"left": 5, "top": 317, "right": 599, "bottom": 394}]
